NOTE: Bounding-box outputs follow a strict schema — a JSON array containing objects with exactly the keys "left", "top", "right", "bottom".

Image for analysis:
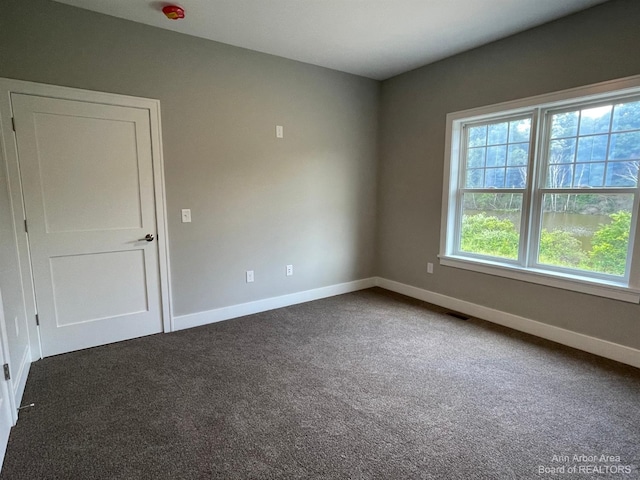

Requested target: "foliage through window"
[{"left": 442, "top": 79, "right": 640, "bottom": 300}]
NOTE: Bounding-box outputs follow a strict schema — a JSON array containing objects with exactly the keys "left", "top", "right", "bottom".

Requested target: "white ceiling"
[{"left": 53, "top": 0, "right": 609, "bottom": 80}]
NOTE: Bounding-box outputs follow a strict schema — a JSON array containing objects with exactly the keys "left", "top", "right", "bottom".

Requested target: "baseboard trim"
[
  {"left": 173, "top": 278, "right": 377, "bottom": 331},
  {"left": 172, "top": 276, "right": 640, "bottom": 369},
  {"left": 375, "top": 277, "right": 640, "bottom": 369}
]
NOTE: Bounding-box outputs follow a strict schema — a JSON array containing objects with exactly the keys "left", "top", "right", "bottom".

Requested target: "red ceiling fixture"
[{"left": 162, "top": 5, "right": 185, "bottom": 20}]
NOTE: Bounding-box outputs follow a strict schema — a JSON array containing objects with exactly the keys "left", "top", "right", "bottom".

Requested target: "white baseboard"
[
  {"left": 12, "top": 345, "right": 30, "bottom": 418},
  {"left": 173, "top": 278, "right": 377, "bottom": 331},
  {"left": 375, "top": 277, "right": 640, "bottom": 369},
  {"left": 173, "top": 275, "right": 640, "bottom": 369}
]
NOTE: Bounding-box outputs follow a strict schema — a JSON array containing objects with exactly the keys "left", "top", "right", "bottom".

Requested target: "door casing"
[{"left": 0, "top": 77, "right": 173, "bottom": 360}]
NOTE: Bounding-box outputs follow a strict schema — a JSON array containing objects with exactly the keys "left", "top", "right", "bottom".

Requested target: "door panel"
[
  {"left": 50, "top": 250, "right": 148, "bottom": 327},
  {"left": 12, "top": 94, "right": 163, "bottom": 357},
  {"left": 35, "top": 113, "right": 143, "bottom": 233}
]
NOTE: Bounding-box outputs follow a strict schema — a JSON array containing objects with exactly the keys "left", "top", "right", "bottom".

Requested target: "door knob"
[{"left": 141, "top": 234, "right": 154, "bottom": 242}]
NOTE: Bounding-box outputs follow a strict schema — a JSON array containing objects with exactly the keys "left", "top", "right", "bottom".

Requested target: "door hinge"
[
  {"left": 3, "top": 364, "right": 10, "bottom": 381},
  {"left": 24, "top": 219, "right": 28, "bottom": 233},
  {"left": 11, "top": 117, "right": 15, "bottom": 132},
  {"left": 35, "top": 314, "right": 39, "bottom": 326}
]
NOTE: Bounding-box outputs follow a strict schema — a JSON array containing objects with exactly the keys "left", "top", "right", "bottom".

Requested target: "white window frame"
[{"left": 440, "top": 75, "right": 640, "bottom": 303}]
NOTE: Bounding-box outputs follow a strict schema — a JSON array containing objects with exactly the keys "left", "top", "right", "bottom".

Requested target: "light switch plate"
[{"left": 181, "top": 209, "right": 191, "bottom": 223}]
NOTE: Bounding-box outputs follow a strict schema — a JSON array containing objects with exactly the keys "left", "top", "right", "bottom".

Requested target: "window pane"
[
  {"left": 485, "top": 168, "right": 505, "bottom": 188},
  {"left": 508, "top": 118, "right": 531, "bottom": 143},
  {"left": 550, "top": 111, "right": 579, "bottom": 139},
  {"left": 487, "top": 123, "right": 508, "bottom": 145},
  {"left": 468, "top": 125, "right": 487, "bottom": 147},
  {"left": 546, "top": 164, "right": 573, "bottom": 188},
  {"left": 467, "top": 147, "right": 485, "bottom": 168},
  {"left": 505, "top": 167, "right": 526, "bottom": 188},
  {"left": 612, "top": 100, "right": 640, "bottom": 131},
  {"left": 464, "top": 117, "right": 532, "bottom": 190},
  {"left": 507, "top": 143, "right": 529, "bottom": 166},
  {"left": 609, "top": 131, "right": 640, "bottom": 160},
  {"left": 546, "top": 102, "right": 640, "bottom": 190},
  {"left": 574, "top": 163, "right": 605, "bottom": 187},
  {"left": 466, "top": 169, "right": 484, "bottom": 188},
  {"left": 486, "top": 145, "right": 507, "bottom": 167},
  {"left": 460, "top": 193, "right": 522, "bottom": 260},
  {"left": 538, "top": 193, "right": 633, "bottom": 276},
  {"left": 548, "top": 139, "right": 576, "bottom": 164},
  {"left": 579, "top": 105, "right": 612, "bottom": 136},
  {"left": 605, "top": 161, "right": 639, "bottom": 187},
  {"left": 576, "top": 135, "right": 608, "bottom": 162}
]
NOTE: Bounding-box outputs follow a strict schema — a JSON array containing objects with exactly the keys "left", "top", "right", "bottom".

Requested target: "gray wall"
[
  {"left": 0, "top": 0, "right": 379, "bottom": 319},
  {"left": 377, "top": 0, "right": 640, "bottom": 350}
]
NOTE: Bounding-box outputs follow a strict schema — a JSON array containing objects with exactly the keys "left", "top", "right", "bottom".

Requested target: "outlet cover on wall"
[
  {"left": 286, "top": 264, "right": 293, "bottom": 276},
  {"left": 246, "top": 270, "right": 254, "bottom": 283},
  {"left": 427, "top": 262, "right": 434, "bottom": 274},
  {"left": 181, "top": 209, "right": 191, "bottom": 223}
]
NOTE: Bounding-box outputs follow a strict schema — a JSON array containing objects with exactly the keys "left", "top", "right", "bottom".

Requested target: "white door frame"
[
  {"left": 0, "top": 290, "right": 18, "bottom": 426},
  {"left": 0, "top": 288, "right": 17, "bottom": 468},
  {"left": 0, "top": 78, "right": 173, "bottom": 359}
]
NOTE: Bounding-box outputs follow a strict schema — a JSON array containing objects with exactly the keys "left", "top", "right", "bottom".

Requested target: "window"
[{"left": 440, "top": 76, "right": 640, "bottom": 302}]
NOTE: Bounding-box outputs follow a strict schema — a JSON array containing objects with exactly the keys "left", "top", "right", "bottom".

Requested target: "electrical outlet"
[
  {"left": 276, "top": 125, "right": 284, "bottom": 138},
  {"left": 181, "top": 209, "right": 191, "bottom": 223},
  {"left": 427, "top": 262, "right": 434, "bottom": 274},
  {"left": 286, "top": 264, "right": 293, "bottom": 276},
  {"left": 246, "top": 270, "right": 254, "bottom": 283}
]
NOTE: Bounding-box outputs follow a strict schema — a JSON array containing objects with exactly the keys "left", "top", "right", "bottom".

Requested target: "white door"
[{"left": 12, "top": 94, "right": 163, "bottom": 357}]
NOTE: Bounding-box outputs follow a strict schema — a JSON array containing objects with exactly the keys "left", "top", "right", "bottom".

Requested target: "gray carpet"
[{"left": 1, "top": 288, "right": 639, "bottom": 479}]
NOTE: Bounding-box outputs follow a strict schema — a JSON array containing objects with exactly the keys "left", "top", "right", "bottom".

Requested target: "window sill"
[{"left": 439, "top": 255, "right": 640, "bottom": 303}]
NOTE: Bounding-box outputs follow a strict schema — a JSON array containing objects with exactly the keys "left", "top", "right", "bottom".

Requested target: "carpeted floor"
[{"left": 1, "top": 288, "right": 639, "bottom": 479}]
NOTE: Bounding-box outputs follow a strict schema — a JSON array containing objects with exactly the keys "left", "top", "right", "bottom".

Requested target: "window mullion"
[
  {"left": 626, "top": 192, "right": 640, "bottom": 286},
  {"left": 522, "top": 108, "right": 543, "bottom": 268},
  {"left": 453, "top": 126, "right": 469, "bottom": 255},
  {"left": 453, "top": 187, "right": 465, "bottom": 255}
]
